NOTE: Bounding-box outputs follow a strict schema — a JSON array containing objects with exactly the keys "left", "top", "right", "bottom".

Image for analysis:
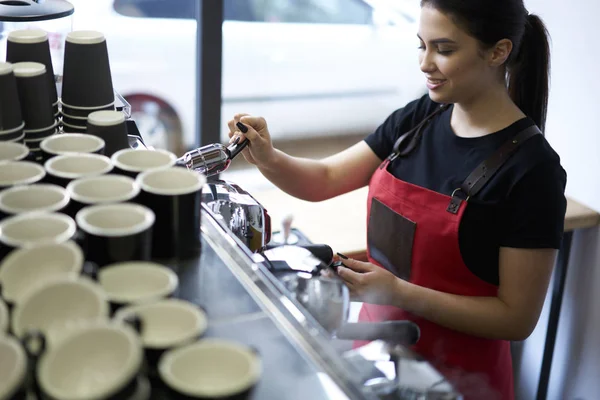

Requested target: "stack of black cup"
[
  {"left": 0, "top": 63, "right": 25, "bottom": 144},
  {"left": 60, "top": 30, "right": 115, "bottom": 133},
  {"left": 6, "top": 29, "right": 59, "bottom": 124},
  {"left": 12, "top": 62, "right": 58, "bottom": 161}
]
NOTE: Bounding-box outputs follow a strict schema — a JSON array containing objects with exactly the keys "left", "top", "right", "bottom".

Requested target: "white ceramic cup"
[
  {"left": 158, "top": 338, "right": 262, "bottom": 399},
  {"left": 32, "top": 321, "right": 143, "bottom": 400},
  {"left": 0, "top": 335, "right": 27, "bottom": 400},
  {"left": 99, "top": 261, "right": 178, "bottom": 306},
  {"left": 12, "top": 276, "right": 109, "bottom": 345},
  {"left": 113, "top": 299, "right": 207, "bottom": 350},
  {"left": 0, "top": 241, "right": 84, "bottom": 305}
]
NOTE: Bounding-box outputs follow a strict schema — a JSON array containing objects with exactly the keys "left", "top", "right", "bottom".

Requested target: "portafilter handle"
[{"left": 176, "top": 139, "right": 249, "bottom": 177}]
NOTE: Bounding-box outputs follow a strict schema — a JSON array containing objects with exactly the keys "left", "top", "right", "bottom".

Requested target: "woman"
[{"left": 228, "top": 1, "right": 566, "bottom": 399}]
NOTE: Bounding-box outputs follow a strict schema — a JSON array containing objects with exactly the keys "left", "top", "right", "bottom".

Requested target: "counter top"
[{"left": 252, "top": 188, "right": 600, "bottom": 258}]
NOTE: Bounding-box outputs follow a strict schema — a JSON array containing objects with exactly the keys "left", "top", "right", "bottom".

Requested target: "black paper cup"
[
  {"left": 0, "top": 183, "right": 69, "bottom": 221},
  {"left": 113, "top": 299, "right": 207, "bottom": 370},
  {"left": 6, "top": 29, "right": 58, "bottom": 106},
  {"left": 0, "top": 142, "right": 29, "bottom": 162},
  {"left": 65, "top": 174, "right": 139, "bottom": 218},
  {"left": 75, "top": 203, "right": 155, "bottom": 267},
  {"left": 26, "top": 321, "right": 142, "bottom": 400},
  {"left": 7, "top": 133, "right": 25, "bottom": 145},
  {"left": 0, "top": 212, "right": 76, "bottom": 261},
  {"left": 0, "top": 335, "right": 27, "bottom": 400},
  {"left": 24, "top": 121, "right": 57, "bottom": 140},
  {"left": 60, "top": 112, "right": 88, "bottom": 127},
  {"left": 98, "top": 261, "right": 178, "bottom": 312},
  {"left": 60, "top": 120, "right": 87, "bottom": 133},
  {"left": 62, "top": 30, "right": 115, "bottom": 108},
  {"left": 158, "top": 339, "right": 262, "bottom": 399},
  {"left": 0, "top": 63, "right": 23, "bottom": 132},
  {"left": 13, "top": 62, "right": 55, "bottom": 131},
  {"left": 43, "top": 153, "right": 113, "bottom": 188},
  {"left": 86, "top": 110, "right": 129, "bottom": 157},
  {"left": 0, "top": 123, "right": 25, "bottom": 143},
  {"left": 136, "top": 167, "right": 204, "bottom": 261},
  {"left": 40, "top": 133, "right": 105, "bottom": 163},
  {"left": 0, "top": 241, "right": 84, "bottom": 306},
  {"left": 61, "top": 102, "right": 115, "bottom": 118},
  {"left": 111, "top": 148, "right": 177, "bottom": 178},
  {"left": 0, "top": 160, "right": 45, "bottom": 192}
]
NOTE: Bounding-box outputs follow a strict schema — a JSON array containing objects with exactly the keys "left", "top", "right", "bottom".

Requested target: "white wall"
[{"left": 514, "top": 2, "right": 600, "bottom": 400}]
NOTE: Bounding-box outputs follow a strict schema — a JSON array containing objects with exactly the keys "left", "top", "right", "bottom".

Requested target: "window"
[
  {"left": 114, "top": 0, "right": 196, "bottom": 19},
  {"left": 224, "top": 0, "right": 373, "bottom": 24}
]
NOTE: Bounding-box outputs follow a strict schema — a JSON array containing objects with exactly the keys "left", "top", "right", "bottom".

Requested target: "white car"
[{"left": 2, "top": 0, "right": 425, "bottom": 154}]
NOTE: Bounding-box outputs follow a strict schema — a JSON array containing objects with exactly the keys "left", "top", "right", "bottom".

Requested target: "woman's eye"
[{"left": 437, "top": 48, "right": 454, "bottom": 55}]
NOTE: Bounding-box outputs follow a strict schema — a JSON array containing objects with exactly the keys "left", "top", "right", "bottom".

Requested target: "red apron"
[{"left": 357, "top": 117, "right": 540, "bottom": 400}]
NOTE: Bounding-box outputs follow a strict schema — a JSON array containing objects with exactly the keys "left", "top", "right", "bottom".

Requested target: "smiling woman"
[{"left": 226, "top": 1, "right": 565, "bottom": 400}]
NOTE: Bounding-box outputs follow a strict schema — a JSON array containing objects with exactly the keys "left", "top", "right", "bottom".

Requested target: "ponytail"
[{"left": 507, "top": 14, "right": 551, "bottom": 133}]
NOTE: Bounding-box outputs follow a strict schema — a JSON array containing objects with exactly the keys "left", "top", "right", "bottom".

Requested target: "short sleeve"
[
  {"left": 499, "top": 161, "right": 567, "bottom": 249},
  {"left": 364, "top": 95, "right": 439, "bottom": 161}
]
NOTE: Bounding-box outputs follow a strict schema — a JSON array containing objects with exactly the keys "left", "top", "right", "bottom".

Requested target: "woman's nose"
[{"left": 419, "top": 51, "right": 436, "bottom": 73}]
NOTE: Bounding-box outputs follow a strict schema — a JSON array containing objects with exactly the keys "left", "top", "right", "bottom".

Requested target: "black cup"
[
  {"left": 24, "top": 122, "right": 57, "bottom": 140},
  {"left": 75, "top": 203, "right": 155, "bottom": 267},
  {"left": 0, "top": 183, "right": 70, "bottom": 222},
  {"left": 6, "top": 29, "right": 58, "bottom": 107},
  {"left": 60, "top": 112, "right": 88, "bottom": 127},
  {"left": 0, "top": 123, "right": 25, "bottom": 142},
  {"left": 13, "top": 62, "right": 55, "bottom": 131},
  {"left": 0, "top": 212, "right": 77, "bottom": 261},
  {"left": 7, "top": 133, "right": 25, "bottom": 145},
  {"left": 65, "top": 174, "right": 139, "bottom": 218},
  {"left": 0, "top": 141, "right": 29, "bottom": 162},
  {"left": 62, "top": 30, "right": 115, "bottom": 108},
  {"left": 0, "top": 160, "right": 46, "bottom": 192},
  {"left": 0, "top": 335, "right": 28, "bottom": 400},
  {"left": 61, "top": 102, "right": 115, "bottom": 118},
  {"left": 0, "top": 62, "right": 23, "bottom": 132},
  {"left": 60, "top": 120, "right": 87, "bottom": 133},
  {"left": 40, "top": 133, "right": 105, "bottom": 163},
  {"left": 86, "top": 110, "right": 129, "bottom": 157},
  {"left": 111, "top": 148, "right": 177, "bottom": 178},
  {"left": 136, "top": 167, "right": 205, "bottom": 261},
  {"left": 157, "top": 339, "right": 262, "bottom": 400},
  {"left": 22, "top": 324, "right": 143, "bottom": 400},
  {"left": 43, "top": 153, "right": 113, "bottom": 188},
  {"left": 114, "top": 299, "right": 207, "bottom": 372}
]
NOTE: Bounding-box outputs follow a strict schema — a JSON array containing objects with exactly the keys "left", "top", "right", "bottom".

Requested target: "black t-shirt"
[{"left": 364, "top": 95, "right": 567, "bottom": 286}]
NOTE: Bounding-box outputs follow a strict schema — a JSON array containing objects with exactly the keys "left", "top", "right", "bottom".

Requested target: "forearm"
[
  {"left": 396, "top": 281, "right": 532, "bottom": 341},
  {"left": 257, "top": 149, "right": 335, "bottom": 202}
]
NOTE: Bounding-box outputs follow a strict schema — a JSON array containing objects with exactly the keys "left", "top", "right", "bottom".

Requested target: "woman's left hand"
[{"left": 336, "top": 258, "right": 403, "bottom": 305}]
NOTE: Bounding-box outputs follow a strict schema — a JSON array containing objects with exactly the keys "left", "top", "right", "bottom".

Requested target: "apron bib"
[{"left": 359, "top": 106, "right": 541, "bottom": 400}]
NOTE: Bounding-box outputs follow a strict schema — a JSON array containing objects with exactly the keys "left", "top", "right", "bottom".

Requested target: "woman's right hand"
[{"left": 227, "top": 113, "right": 276, "bottom": 168}]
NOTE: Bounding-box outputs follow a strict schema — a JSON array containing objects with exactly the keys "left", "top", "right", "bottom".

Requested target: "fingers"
[
  {"left": 340, "top": 258, "right": 374, "bottom": 273},
  {"left": 337, "top": 266, "right": 363, "bottom": 286},
  {"left": 227, "top": 113, "right": 250, "bottom": 138}
]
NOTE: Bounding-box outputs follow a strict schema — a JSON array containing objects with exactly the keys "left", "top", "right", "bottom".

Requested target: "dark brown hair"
[{"left": 421, "top": 0, "right": 551, "bottom": 132}]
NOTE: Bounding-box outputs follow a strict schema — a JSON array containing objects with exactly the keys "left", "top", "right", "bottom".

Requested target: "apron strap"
[
  {"left": 387, "top": 103, "right": 450, "bottom": 162},
  {"left": 447, "top": 124, "right": 542, "bottom": 214}
]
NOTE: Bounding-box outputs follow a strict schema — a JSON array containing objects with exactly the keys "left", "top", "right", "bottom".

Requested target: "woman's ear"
[{"left": 489, "top": 39, "right": 513, "bottom": 67}]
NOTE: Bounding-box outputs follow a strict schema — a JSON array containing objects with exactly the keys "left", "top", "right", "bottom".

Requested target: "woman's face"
[{"left": 417, "top": 5, "right": 498, "bottom": 105}]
